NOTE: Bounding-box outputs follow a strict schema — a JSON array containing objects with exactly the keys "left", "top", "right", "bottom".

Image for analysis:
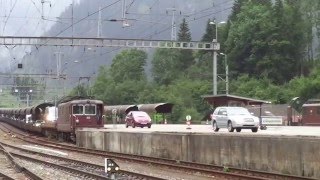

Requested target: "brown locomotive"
[{"left": 0, "top": 98, "right": 104, "bottom": 142}]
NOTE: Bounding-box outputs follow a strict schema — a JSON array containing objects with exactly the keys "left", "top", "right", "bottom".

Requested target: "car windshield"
[{"left": 227, "top": 108, "right": 251, "bottom": 116}]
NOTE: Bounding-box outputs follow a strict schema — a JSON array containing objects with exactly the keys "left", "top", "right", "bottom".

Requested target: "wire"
[
  {"left": 14, "top": 2, "right": 31, "bottom": 36},
  {"left": 52, "top": 0, "right": 121, "bottom": 38},
  {"left": 2, "top": 0, "right": 17, "bottom": 35},
  {"left": 29, "top": 0, "right": 42, "bottom": 16},
  {"left": 126, "top": 0, "right": 135, "bottom": 13},
  {"left": 80, "top": 4, "right": 234, "bottom": 59}
]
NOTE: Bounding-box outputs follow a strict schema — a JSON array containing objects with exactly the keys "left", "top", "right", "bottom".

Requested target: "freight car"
[{"left": 0, "top": 98, "right": 104, "bottom": 142}]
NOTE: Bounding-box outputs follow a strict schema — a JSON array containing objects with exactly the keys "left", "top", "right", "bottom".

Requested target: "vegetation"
[{"left": 72, "top": 0, "right": 320, "bottom": 123}]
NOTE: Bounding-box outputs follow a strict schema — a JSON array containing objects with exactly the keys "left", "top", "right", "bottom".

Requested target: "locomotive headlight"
[
  {"left": 107, "top": 167, "right": 111, "bottom": 171},
  {"left": 115, "top": 167, "right": 119, "bottom": 171},
  {"left": 75, "top": 119, "right": 79, "bottom": 123}
]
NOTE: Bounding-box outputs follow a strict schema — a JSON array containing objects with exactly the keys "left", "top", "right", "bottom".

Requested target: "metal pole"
[
  {"left": 213, "top": 51, "right": 217, "bottom": 95},
  {"left": 215, "top": 22, "right": 218, "bottom": 42},
  {"left": 225, "top": 55, "right": 229, "bottom": 94},
  {"left": 72, "top": 0, "right": 74, "bottom": 38},
  {"left": 26, "top": 94, "right": 29, "bottom": 107}
]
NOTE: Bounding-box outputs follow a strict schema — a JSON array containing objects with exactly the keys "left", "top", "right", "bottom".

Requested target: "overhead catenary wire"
[
  {"left": 60, "top": 2, "right": 234, "bottom": 67},
  {"left": 52, "top": 0, "right": 121, "bottom": 38},
  {"left": 2, "top": 0, "right": 17, "bottom": 35}
]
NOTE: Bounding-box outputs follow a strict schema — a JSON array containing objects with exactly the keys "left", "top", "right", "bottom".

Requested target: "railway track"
[
  {"left": 1, "top": 141, "right": 165, "bottom": 180},
  {"left": 0, "top": 122, "right": 316, "bottom": 180},
  {"left": 0, "top": 141, "right": 42, "bottom": 180}
]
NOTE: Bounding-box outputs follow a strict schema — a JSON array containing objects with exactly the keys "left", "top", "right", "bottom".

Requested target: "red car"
[{"left": 125, "top": 111, "right": 152, "bottom": 128}]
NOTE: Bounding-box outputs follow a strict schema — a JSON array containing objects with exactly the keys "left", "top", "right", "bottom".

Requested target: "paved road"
[{"left": 99, "top": 124, "right": 320, "bottom": 137}]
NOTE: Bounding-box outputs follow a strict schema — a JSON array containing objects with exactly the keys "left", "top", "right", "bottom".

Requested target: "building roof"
[{"left": 202, "top": 94, "right": 270, "bottom": 107}]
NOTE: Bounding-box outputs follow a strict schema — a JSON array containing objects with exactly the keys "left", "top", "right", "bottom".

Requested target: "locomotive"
[
  {"left": 0, "top": 98, "right": 104, "bottom": 142},
  {"left": 287, "top": 98, "right": 320, "bottom": 126}
]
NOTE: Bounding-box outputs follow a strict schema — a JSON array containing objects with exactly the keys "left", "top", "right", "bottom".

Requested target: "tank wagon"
[{"left": 0, "top": 98, "right": 104, "bottom": 142}]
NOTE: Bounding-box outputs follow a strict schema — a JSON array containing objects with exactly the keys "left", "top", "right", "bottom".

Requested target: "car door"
[{"left": 217, "top": 108, "right": 228, "bottom": 128}]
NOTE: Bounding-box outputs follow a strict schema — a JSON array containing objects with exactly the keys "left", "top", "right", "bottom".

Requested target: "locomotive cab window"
[
  {"left": 73, "top": 105, "right": 84, "bottom": 115},
  {"left": 85, "top": 105, "right": 96, "bottom": 115}
]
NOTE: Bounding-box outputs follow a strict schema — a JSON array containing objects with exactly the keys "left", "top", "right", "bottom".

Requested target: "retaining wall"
[{"left": 76, "top": 131, "right": 320, "bottom": 179}]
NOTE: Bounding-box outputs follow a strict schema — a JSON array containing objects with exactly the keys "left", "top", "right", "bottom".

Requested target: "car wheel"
[
  {"left": 236, "top": 128, "right": 241, "bottom": 132},
  {"left": 132, "top": 123, "right": 136, "bottom": 128},
  {"left": 252, "top": 127, "right": 258, "bottom": 132},
  {"left": 148, "top": 124, "right": 151, "bottom": 128},
  {"left": 212, "top": 121, "right": 219, "bottom": 132},
  {"left": 228, "top": 121, "right": 234, "bottom": 132},
  {"left": 125, "top": 123, "right": 129, "bottom": 128}
]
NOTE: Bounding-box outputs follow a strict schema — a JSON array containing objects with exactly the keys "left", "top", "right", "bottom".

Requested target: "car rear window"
[{"left": 132, "top": 111, "right": 151, "bottom": 120}]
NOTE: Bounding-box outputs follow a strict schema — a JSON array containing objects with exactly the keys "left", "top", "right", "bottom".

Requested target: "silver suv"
[{"left": 211, "top": 107, "right": 259, "bottom": 132}]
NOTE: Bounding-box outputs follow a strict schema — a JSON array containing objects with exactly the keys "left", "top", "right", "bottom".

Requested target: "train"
[
  {"left": 0, "top": 98, "right": 104, "bottom": 142},
  {"left": 287, "top": 98, "right": 320, "bottom": 126}
]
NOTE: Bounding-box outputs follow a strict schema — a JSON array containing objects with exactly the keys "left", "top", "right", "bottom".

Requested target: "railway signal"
[{"left": 104, "top": 158, "right": 120, "bottom": 179}]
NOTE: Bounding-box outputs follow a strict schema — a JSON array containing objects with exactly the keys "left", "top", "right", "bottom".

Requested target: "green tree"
[
  {"left": 151, "top": 49, "right": 181, "bottom": 85},
  {"left": 177, "top": 18, "right": 194, "bottom": 70},
  {"left": 225, "top": 0, "right": 308, "bottom": 84},
  {"left": 110, "top": 49, "right": 147, "bottom": 83}
]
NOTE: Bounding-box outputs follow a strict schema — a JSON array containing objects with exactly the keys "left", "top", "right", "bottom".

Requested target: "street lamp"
[
  {"left": 219, "top": 53, "right": 229, "bottom": 94},
  {"left": 209, "top": 20, "right": 226, "bottom": 95},
  {"left": 209, "top": 20, "right": 226, "bottom": 42}
]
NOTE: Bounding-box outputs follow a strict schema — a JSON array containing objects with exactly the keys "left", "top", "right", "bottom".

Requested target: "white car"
[{"left": 211, "top": 107, "right": 259, "bottom": 132}]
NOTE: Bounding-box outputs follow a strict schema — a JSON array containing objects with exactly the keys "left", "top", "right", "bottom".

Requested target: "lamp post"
[
  {"left": 219, "top": 53, "right": 229, "bottom": 94},
  {"left": 209, "top": 20, "right": 226, "bottom": 95}
]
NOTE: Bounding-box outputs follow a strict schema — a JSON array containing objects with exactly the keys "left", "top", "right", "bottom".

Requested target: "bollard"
[
  {"left": 164, "top": 119, "right": 167, "bottom": 124},
  {"left": 206, "top": 119, "right": 209, "bottom": 125}
]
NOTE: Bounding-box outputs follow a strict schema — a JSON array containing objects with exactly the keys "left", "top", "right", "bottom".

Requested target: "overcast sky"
[
  {"left": 0, "top": 0, "right": 231, "bottom": 72},
  {"left": 0, "top": 0, "right": 79, "bottom": 69}
]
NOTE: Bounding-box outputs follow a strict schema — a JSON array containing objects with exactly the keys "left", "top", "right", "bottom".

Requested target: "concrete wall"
[{"left": 76, "top": 131, "right": 320, "bottom": 179}]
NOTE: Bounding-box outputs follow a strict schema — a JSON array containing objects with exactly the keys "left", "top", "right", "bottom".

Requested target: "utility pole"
[
  {"left": 97, "top": 6, "right": 102, "bottom": 37},
  {"left": 72, "top": 0, "right": 74, "bottom": 38},
  {"left": 54, "top": 52, "right": 63, "bottom": 78},
  {"left": 121, "top": 0, "right": 129, "bottom": 27},
  {"left": 41, "top": 0, "right": 51, "bottom": 19},
  {"left": 166, "top": 7, "right": 177, "bottom": 41},
  {"left": 213, "top": 51, "right": 217, "bottom": 95}
]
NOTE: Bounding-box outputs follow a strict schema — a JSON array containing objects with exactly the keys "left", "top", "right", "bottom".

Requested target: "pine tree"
[
  {"left": 178, "top": 18, "right": 191, "bottom": 42},
  {"left": 177, "top": 18, "right": 194, "bottom": 70},
  {"left": 201, "top": 19, "right": 215, "bottom": 42}
]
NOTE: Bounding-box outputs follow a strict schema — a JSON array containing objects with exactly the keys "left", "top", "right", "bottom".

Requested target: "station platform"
[
  {"left": 101, "top": 124, "right": 320, "bottom": 137},
  {"left": 76, "top": 124, "right": 320, "bottom": 179}
]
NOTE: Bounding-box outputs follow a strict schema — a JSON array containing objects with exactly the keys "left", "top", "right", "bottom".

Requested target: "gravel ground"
[
  {"left": 0, "top": 152, "right": 29, "bottom": 180},
  {"left": 0, "top": 124, "right": 219, "bottom": 180},
  {"left": 15, "top": 158, "right": 90, "bottom": 180}
]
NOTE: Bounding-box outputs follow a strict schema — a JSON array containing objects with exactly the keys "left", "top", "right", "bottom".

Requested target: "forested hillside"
[{"left": 71, "top": 0, "right": 320, "bottom": 123}]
